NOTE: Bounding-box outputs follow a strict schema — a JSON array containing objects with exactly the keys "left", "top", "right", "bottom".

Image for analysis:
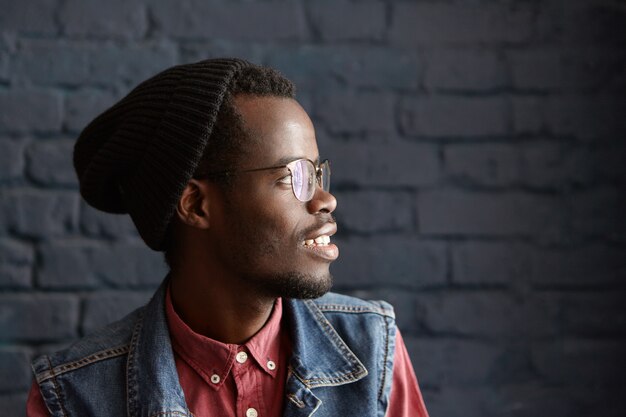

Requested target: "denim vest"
[{"left": 32, "top": 280, "right": 397, "bottom": 417}]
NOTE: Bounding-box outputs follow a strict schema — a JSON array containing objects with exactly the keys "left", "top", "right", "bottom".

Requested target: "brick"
[
  {"left": 26, "top": 140, "right": 77, "bottom": 187},
  {"left": 65, "top": 89, "right": 119, "bottom": 132},
  {"left": 330, "top": 142, "right": 439, "bottom": 187},
  {"left": 520, "top": 142, "right": 590, "bottom": 188},
  {"left": 38, "top": 240, "right": 165, "bottom": 289},
  {"left": 534, "top": 292, "right": 626, "bottom": 337},
  {"left": 0, "top": 51, "right": 8, "bottom": 81},
  {"left": 423, "top": 384, "right": 625, "bottom": 417},
  {"left": 0, "top": 294, "right": 79, "bottom": 341},
  {"left": 418, "top": 291, "right": 525, "bottom": 337},
  {"left": 554, "top": 0, "right": 626, "bottom": 45},
  {"left": 400, "top": 96, "right": 508, "bottom": 137},
  {"left": 424, "top": 48, "right": 506, "bottom": 92},
  {"left": 150, "top": 1, "right": 306, "bottom": 41},
  {"left": 313, "top": 91, "right": 395, "bottom": 135},
  {"left": 0, "top": 0, "right": 56, "bottom": 35},
  {"left": 0, "top": 392, "right": 28, "bottom": 417},
  {"left": 0, "top": 139, "right": 25, "bottom": 181},
  {"left": 511, "top": 96, "right": 544, "bottom": 134},
  {"left": 445, "top": 141, "right": 593, "bottom": 188},
  {"left": 38, "top": 240, "right": 102, "bottom": 289},
  {"left": 80, "top": 202, "right": 138, "bottom": 239},
  {"left": 267, "top": 46, "right": 421, "bottom": 90},
  {"left": 0, "top": 190, "right": 79, "bottom": 239},
  {"left": 526, "top": 293, "right": 565, "bottom": 338},
  {"left": 346, "top": 289, "right": 425, "bottom": 335},
  {"left": 497, "top": 384, "right": 624, "bottom": 417},
  {"left": 0, "top": 239, "right": 33, "bottom": 288},
  {"left": 545, "top": 95, "right": 626, "bottom": 138},
  {"left": 509, "top": 47, "right": 626, "bottom": 92},
  {"left": 444, "top": 143, "right": 520, "bottom": 186},
  {"left": 0, "top": 90, "right": 63, "bottom": 133},
  {"left": 333, "top": 191, "right": 414, "bottom": 233},
  {"left": 81, "top": 291, "right": 151, "bottom": 335},
  {"left": 532, "top": 339, "right": 626, "bottom": 385},
  {"left": 422, "top": 387, "right": 504, "bottom": 417},
  {"left": 12, "top": 40, "right": 178, "bottom": 87},
  {"left": 307, "top": 1, "right": 386, "bottom": 42},
  {"left": 60, "top": 0, "right": 147, "bottom": 40},
  {"left": 331, "top": 237, "right": 447, "bottom": 289},
  {"left": 92, "top": 243, "right": 166, "bottom": 288},
  {"left": 589, "top": 144, "right": 626, "bottom": 184},
  {"left": 530, "top": 244, "right": 626, "bottom": 286},
  {"left": 417, "top": 190, "right": 564, "bottom": 237},
  {"left": 570, "top": 187, "right": 626, "bottom": 240},
  {"left": 451, "top": 242, "right": 531, "bottom": 285},
  {"left": 389, "top": 3, "right": 534, "bottom": 46},
  {"left": 266, "top": 46, "right": 349, "bottom": 90},
  {"left": 513, "top": 95, "right": 626, "bottom": 139},
  {"left": 404, "top": 337, "right": 504, "bottom": 387},
  {"left": 180, "top": 41, "right": 265, "bottom": 67},
  {"left": 0, "top": 348, "right": 31, "bottom": 391}
]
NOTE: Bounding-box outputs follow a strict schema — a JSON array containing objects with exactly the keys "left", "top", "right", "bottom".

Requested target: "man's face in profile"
[{"left": 205, "top": 95, "right": 339, "bottom": 300}]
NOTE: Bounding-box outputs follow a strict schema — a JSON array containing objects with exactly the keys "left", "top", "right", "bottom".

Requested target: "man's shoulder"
[
  {"left": 307, "top": 291, "right": 396, "bottom": 319},
  {"left": 33, "top": 305, "right": 144, "bottom": 374}
]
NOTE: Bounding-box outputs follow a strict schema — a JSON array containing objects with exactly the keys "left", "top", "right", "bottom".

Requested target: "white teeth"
[{"left": 304, "top": 235, "right": 331, "bottom": 247}]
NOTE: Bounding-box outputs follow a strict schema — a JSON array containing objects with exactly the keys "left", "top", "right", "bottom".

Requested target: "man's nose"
[{"left": 307, "top": 186, "right": 337, "bottom": 214}]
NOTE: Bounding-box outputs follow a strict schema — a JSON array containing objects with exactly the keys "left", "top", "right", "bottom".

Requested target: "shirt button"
[
  {"left": 236, "top": 351, "right": 248, "bottom": 364},
  {"left": 267, "top": 360, "right": 276, "bottom": 370},
  {"left": 210, "top": 374, "right": 220, "bottom": 384},
  {"left": 246, "top": 407, "right": 258, "bottom": 417}
]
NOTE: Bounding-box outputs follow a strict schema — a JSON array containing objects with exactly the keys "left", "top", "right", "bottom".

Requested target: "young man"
[{"left": 27, "top": 59, "right": 428, "bottom": 417}]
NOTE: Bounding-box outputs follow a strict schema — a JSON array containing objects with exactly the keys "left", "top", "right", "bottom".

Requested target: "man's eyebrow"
[{"left": 274, "top": 156, "right": 320, "bottom": 166}]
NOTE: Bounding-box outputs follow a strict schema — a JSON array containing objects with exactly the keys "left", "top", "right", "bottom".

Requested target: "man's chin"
[{"left": 251, "top": 271, "right": 333, "bottom": 300}]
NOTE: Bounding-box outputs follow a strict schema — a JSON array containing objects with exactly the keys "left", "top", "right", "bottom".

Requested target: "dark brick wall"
[{"left": 1, "top": 1, "right": 624, "bottom": 416}]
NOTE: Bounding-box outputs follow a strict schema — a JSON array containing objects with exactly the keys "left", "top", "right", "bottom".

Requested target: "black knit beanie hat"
[{"left": 73, "top": 58, "right": 253, "bottom": 251}]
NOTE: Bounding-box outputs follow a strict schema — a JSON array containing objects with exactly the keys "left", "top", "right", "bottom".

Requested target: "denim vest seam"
[
  {"left": 315, "top": 304, "right": 395, "bottom": 318},
  {"left": 378, "top": 313, "right": 390, "bottom": 402},
  {"left": 286, "top": 393, "right": 306, "bottom": 408},
  {"left": 36, "top": 345, "right": 129, "bottom": 383},
  {"left": 44, "top": 355, "right": 69, "bottom": 417},
  {"left": 126, "top": 308, "right": 146, "bottom": 417}
]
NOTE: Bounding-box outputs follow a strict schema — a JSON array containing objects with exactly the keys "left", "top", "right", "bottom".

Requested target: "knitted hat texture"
[{"left": 73, "top": 58, "right": 252, "bottom": 251}]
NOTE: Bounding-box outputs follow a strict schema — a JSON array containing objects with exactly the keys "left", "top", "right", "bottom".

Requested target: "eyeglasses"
[{"left": 198, "top": 158, "right": 331, "bottom": 202}]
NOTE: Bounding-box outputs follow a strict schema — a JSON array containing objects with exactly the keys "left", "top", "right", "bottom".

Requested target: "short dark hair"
[{"left": 163, "top": 65, "right": 295, "bottom": 269}]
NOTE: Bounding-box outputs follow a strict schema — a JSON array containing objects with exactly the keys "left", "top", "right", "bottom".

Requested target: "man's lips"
[
  {"left": 303, "top": 223, "right": 337, "bottom": 244},
  {"left": 301, "top": 222, "right": 339, "bottom": 261}
]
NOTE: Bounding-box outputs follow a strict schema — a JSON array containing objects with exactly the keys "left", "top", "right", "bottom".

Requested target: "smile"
[{"left": 303, "top": 235, "right": 331, "bottom": 247}]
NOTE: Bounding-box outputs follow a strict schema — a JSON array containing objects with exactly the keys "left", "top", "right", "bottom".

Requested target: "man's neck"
[{"left": 169, "top": 266, "right": 276, "bottom": 345}]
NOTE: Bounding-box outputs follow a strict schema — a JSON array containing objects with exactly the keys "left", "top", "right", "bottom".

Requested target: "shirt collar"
[{"left": 165, "top": 284, "right": 284, "bottom": 390}]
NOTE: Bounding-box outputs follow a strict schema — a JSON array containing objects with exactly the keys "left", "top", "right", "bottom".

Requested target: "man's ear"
[{"left": 175, "top": 179, "right": 211, "bottom": 229}]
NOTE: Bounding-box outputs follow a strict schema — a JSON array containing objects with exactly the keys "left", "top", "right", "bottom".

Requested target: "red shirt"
[{"left": 28, "top": 290, "right": 428, "bottom": 417}]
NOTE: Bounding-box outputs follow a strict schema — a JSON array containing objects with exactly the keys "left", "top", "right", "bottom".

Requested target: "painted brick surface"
[{"left": 1, "top": 0, "right": 624, "bottom": 415}]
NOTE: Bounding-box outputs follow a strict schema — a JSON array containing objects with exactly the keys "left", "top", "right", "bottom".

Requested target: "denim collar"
[
  {"left": 126, "top": 279, "right": 189, "bottom": 417},
  {"left": 126, "top": 279, "right": 367, "bottom": 417},
  {"left": 284, "top": 298, "right": 368, "bottom": 388}
]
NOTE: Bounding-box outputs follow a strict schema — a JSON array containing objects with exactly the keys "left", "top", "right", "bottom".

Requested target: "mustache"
[{"left": 299, "top": 214, "right": 336, "bottom": 240}]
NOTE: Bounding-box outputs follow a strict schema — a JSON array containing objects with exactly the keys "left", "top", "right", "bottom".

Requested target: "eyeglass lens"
[{"left": 290, "top": 159, "right": 330, "bottom": 202}]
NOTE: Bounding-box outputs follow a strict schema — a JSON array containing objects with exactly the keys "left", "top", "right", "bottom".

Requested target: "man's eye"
[{"left": 278, "top": 175, "right": 292, "bottom": 184}]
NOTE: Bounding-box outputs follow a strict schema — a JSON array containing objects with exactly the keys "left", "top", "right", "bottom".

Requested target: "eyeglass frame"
[{"left": 195, "top": 158, "right": 331, "bottom": 202}]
